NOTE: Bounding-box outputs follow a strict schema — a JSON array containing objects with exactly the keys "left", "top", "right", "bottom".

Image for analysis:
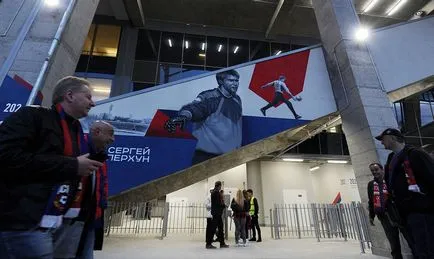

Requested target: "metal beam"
[{"left": 265, "top": 0, "right": 285, "bottom": 38}]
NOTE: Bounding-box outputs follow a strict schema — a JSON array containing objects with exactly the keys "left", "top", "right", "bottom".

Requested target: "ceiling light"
[
  {"left": 309, "top": 166, "right": 320, "bottom": 172},
  {"left": 168, "top": 39, "right": 173, "bottom": 47},
  {"left": 201, "top": 42, "right": 206, "bottom": 51},
  {"left": 329, "top": 127, "right": 337, "bottom": 133},
  {"left": 185, "top": 41, "right": 189, "bottom": 49},
  {"left": 275, "top": 50, "right": 282, "bottom": 56},
  {"left": 327, "top": 160, "right": 348, "bottom": 164},
  {"left": 387, "top": 0, "right": 407, "bottom": 16},
  {"left": 234, "top": 46, "right": 239, "bottom": 54},
  {"left": 45, "top": 0, "right": 59, "bottom": 7},
  {"left": 282, "top": 158, "right": 304, "bottom": 162},
  {"left": 354, "top": 26, "right": 370, "bottom": 42},
  {"left": 199, "top": 53, "right": 206, "bottom": 57},
  {"left": 363, "top": 0, "right": 378, "bottom": 13},
  {"left": 218, "top": 44, "right": 223, "bottom": 52}
]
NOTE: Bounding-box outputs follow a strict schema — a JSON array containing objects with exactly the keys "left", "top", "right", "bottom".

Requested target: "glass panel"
[
  {"left": 206, "top": 36, "right": 227, "bottom": 67},
  {"left": 420, "top": 101, "right": 434, "bottom": 127},
  {"left": 298, "top": 135, "right": 321, "bottom": 154},
  {"left": 393, "top": 102, "right": 403, "bottom": 128},
  {"left": 80, "top": 77, "right": 112, "bottom": 102},
  {"left": 157, "top": 63, "right": 182, "bottom": 84},
  {"left": 135, "top": 30, "right": 160, "bottom": 61},
  {"left": 205, "top": 66, "right": 224, "bottom": 72},
  {"left": 250, "top": 41, "right": 270, "bottom": 60},
  {"left": 132, "top": 61, "right": 157, "bottom": 83},
  {"left": 92, "top": 25, "right": 121, "bottom": 57},
  {"left": 87, "top": 56, "right": 117, "bottom": 74},
  {"left": 82, "top": 24, "right": 96, "bottom": 55},
  {"left": 133, "top": 82, "right": 155, "bottom": 91},
  {"left": 160, "top": 32, "right": 183, "bottom": 63},
  {"left": 319, "top": 132, "right": 343, "bottom": 155},
  {"left": 271, "top": 42, "right": 291, "bottom": 56},
  {"left": 228, "top": 38, "right": 249, "bottom": 66},
  {"left": 183, "top": 34, "right": 206, "bottom": 66},
  {"left": 76, "top": 55, "right": 90, "bottom": 72}
]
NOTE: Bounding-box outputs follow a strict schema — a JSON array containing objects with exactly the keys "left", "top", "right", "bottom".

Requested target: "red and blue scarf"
[{"left": 39, "top": 104, "right": 88, "bottom": 228}]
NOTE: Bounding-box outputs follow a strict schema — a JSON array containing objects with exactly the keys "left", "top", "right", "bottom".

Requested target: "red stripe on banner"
[
  {"left": 332, "top": 192, "right": 342, "bottom": 205},
  {"left": 13, "top": 75, "right": 44, "bottom": 101},
  {"left": 145, "top": 110, "right": 196, "bottom": 139},
  {"left": 249, "top": 50, "right": 310, "bottom": 106}
]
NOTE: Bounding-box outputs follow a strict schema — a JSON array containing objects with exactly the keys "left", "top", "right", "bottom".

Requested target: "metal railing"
[{"left": 269, "top": 202, "right": 371, "bottom": 253}]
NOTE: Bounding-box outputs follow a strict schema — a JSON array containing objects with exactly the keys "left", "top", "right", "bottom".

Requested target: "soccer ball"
[{"left": 295, "top": 96, "right": 302, "bottom": 101}]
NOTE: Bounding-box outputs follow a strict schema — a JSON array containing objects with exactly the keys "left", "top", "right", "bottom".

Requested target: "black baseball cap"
[{"left": 375, "top": 128, "right": 403, "bottom": 141}]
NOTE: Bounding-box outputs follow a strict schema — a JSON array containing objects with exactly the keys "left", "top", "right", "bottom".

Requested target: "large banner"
[
  {"left": 0, "top": 75, "right": 43, "bottom": 124},
  {"left": 84, "top": 47, "right": 337, "bottom": 195}
]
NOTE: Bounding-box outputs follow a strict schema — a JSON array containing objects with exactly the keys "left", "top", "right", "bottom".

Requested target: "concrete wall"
[
  {"left": 369, "top": 16, "right": 434, "bottom": 94},
  {"left": 166, "top": 161, "right": 361, "bottom": 225}
]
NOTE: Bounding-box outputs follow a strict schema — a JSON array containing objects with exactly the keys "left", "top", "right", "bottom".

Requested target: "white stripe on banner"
[{"left": 39, "top": 215, "right": 63, "bottom": 228}]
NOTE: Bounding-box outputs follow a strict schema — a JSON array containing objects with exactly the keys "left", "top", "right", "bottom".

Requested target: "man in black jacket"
[
  {"left": 247, "top": 189, "right": 262, "bottom": 242},
  {"left": 367, "top": 162, "right": 406, "bottom": 259},
  {"left": 376, "top": 128, "right": 434, "bottom": 258},
  {"left": 206, "top": 181, "right": 229, "bottom": 249},
  {"left": 0, "top": 76, "right": 103, "bottom": 259}
]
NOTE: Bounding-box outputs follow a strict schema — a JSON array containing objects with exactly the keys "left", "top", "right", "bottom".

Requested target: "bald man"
[{"left": 54, "top": 121, "right": 114, "bottom": 259}]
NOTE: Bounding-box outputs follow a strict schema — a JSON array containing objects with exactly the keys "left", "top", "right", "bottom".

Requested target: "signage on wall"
[
  {"left": 340, "top": 178, "right": 357, "bottom": 185},
  {"left": 0, "top": 75, "right": 43, "bottom": 124}
]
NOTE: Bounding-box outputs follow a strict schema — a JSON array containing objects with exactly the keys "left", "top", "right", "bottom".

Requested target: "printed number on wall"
[{"left": 3, "top": 103, "right": 22, "bottom": 113}]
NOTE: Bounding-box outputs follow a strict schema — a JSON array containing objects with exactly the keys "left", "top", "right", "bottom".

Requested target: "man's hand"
[
  {"left": 164, "top": 116, "right": 187, "bottom": 133},
  {"left": 77, "top": 153, "right": 104, "bottom": 176},
  {"left": 369, "top": 218, "right": 375, "bottom": 226}
]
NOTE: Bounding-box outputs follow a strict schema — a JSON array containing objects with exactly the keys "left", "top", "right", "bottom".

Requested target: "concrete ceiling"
[{"left": 96, "top": 0, "right": 432, "bottom": 40}]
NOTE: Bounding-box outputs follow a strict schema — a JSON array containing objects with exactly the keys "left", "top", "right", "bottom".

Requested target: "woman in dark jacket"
[{"left": 230, "top": 189, "right": 249, "bottom": 246}]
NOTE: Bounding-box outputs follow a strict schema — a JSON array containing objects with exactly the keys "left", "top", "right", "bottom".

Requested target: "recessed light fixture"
[
  {"left": 282, "top": 158, "right": 304, "bottom": 162},
  {"left": 309, "top": 166, "right": 320, "bottom": 171},
  {"left": 201, "top": 42, "right": 206, "bottom": 51},
  {"left": 387, "top": 0, "right": 407, "bottom": 16},
  {"left": 199, "top": 53, "right": 206, "bottom": 57},
  {"left": 218, "top": 44, "right": 223, "bottom": 52},
  {"left": 275, "top": 50, "right": 282, "bottom": 56},
  {"left": 185, "top": 41, "right": 189, "bottom": 49},
  {"left": 45, "top": 0, "right": 59, "bottom": 7},
  {"left": 327, "top": 160, "right": 348, "bottom": 164},
  {"left": 234, "top": 46, "right": 239, "bottom": 54},
  {"left": 168, "top": 39, "right": 173, "bottom": 47}
]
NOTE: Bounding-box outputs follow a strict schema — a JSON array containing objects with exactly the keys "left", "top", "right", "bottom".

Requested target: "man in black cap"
[
  {"left": 376, "top": 128, "right": 434, "bottom": 258},
  {"left": 206, "top": 181, "right": 229, "bottom": 249}
]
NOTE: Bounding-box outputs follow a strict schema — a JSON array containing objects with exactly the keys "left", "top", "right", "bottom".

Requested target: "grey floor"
[{"left": 95, "top": 235, "right": 387, "bottom": 259}]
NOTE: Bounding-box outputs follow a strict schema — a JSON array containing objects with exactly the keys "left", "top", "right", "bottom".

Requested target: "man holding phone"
[{"left": 54, "top": 120, "right": 114, "bottom": 259}]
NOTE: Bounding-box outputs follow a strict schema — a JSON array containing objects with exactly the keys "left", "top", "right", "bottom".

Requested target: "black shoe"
[
  {"left": 220, "top": 243, "right": 229, "bottom": 248},
  {"left": 257, "top": 238, "right": 262, "bottom": 242},
  {"left": 206, "top": 244, "right": 217, "bottom": 249},
  {"left": 249, "top": 237, "right": 256, "bottom": 241},
  {"left": 260, "top": 108, "right": 266, "bottom": 116}
]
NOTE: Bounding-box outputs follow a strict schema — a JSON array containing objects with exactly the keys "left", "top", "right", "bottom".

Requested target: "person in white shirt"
[{"left": 260, "top": 75, "right": 301, "bottom": 119}]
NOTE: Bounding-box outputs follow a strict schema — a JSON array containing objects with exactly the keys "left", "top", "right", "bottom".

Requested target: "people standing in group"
[
  {"left": 376, "top": 128, "right": 434, "bottom": 258},
  {"left": 0, "top": 76, "right": 103, "bottom": 259},
  {"left": 246, "top": 189, "right": 262, "bottom": 242},
  {"left": 243, "top": 190, "right": 251, "bottom": 240},
  {"left": 230, "top": 190, "right": 249, "bottom": 247},
  {"left": 206, "top": 181, "right": 229, "bottom": 249},
  {"left": 367, "top": 162, "right": 411, "bottom": 259}
]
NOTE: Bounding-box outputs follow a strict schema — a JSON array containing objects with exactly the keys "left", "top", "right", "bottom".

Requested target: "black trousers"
[
  {"left": 378, "top": 215, "right": 403, "bottom": 259},
  {"left": 405, "top": 213, "right": 434, "bottom": 258},
  {"left": 250, "top": 215, "right": 261, "bottom": 239},
  {"left": 261, "top": 92, "right": 298, "bottom": 117},
  {"left": 206, "top": 215, "right": 224, "bottom": 245}
]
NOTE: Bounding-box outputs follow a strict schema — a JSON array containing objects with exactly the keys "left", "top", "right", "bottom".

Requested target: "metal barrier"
[
  {"left": 269, "top": 202, "right": 371, "bottom": 253},
  {"left": 105, "top": 201, "right": 229, "bottom": 239}
]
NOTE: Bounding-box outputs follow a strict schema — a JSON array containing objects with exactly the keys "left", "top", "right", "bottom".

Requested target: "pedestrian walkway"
[{"left": 95, "top": 235, "right": 386, "bottom": 259}]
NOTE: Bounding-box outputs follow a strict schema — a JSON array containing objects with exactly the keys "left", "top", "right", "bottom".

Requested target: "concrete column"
[
  {"left": 246, "top": 160, "right": 265, "bottom": 225},
  {"left": 312, "top": 1, "right": 410, "bottom": 257},
  {"left": 110, "top": 25, "right": 138, "bottom": 97}
]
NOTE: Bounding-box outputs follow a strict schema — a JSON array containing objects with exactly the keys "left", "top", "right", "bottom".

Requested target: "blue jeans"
[
  {"left": 0, "top": 228, "right": 54, "bottom": 259},
  {"left": 77, "top": 228, "right": 95, "bottom": 259}
]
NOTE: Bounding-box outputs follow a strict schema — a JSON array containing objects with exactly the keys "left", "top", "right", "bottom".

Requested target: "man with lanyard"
[
  {"left": 0, "top": 76, "right": 103, "bottom": 258},
  {"left": 367, "top": 162, "right": 408, "bottom": 259},
  {"left": 376, "top": 128, "right": 434, "bottom": 258},
  {"left": 246, "top": 189, "right": 261, "bottom": 242},
  {"left": 53, "top": 121, "right": 114, "bottom": 259}
]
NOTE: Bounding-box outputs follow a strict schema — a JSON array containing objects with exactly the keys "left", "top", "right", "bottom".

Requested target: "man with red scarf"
[
  {"left": 368, "top": 162, "right": 407, "bottom": 259},
  {"left": 53, "top": 121, "right": 114, "bottom": 259},
  {"left": 0, "top": 76, "right": 103, "bottom": 258}
]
